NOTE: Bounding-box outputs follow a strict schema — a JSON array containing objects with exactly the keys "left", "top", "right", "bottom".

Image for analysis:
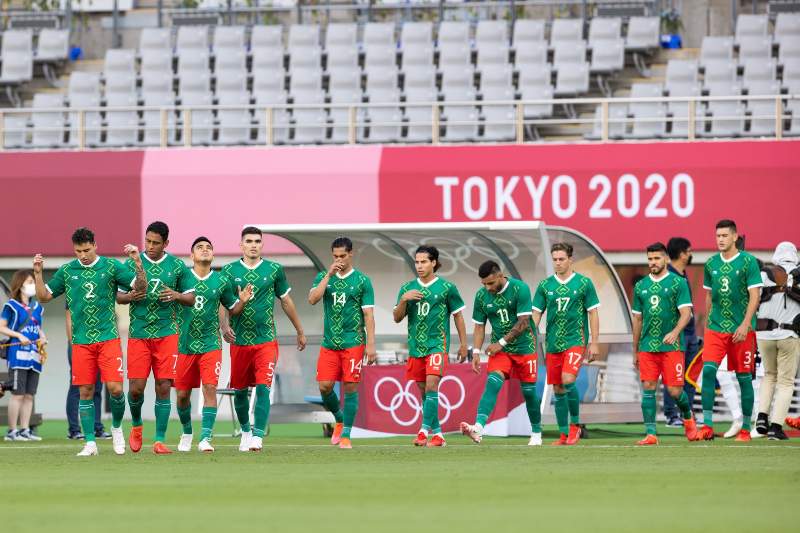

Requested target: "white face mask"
[{"left": 23, "top": 283, "right": 36, "bottom": 298}]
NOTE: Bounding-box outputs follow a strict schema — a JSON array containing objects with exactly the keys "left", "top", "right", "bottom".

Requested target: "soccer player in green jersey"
[
  {"left": 460, "top": 260, "right": 543, "bottom": 446},
  {"left": 220, "top": 226, "right": 307, "bottom": 452},
  {"left": 394, "top": 245, "right": 468, "bottom": 448},
  {"left": 33, "top": 227, "right": 147, "bottom": 456},
  {"left": 117, "top": 221, "right": 196, "bottom": 454},
  {"left": 698, "top": 220, "right": 763, "bottom": 442},
  {"left": 532, "top": 242, "right": 600, "bottom": 446},
  {"left": 308, "top": 237, "right": 376, "bottom": 449},
  {"left": 175, "top": 237, "right": 253, "bottom": 453},
  {"left": 631, "top": 243, "right": 698, "bottom": 445}
]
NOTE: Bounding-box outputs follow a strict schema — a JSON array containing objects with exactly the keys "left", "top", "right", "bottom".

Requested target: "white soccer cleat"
[
  {"left": 723, "top": 418, "right": 743, "bottom": 439},
  {"left": 76, "top": 441, "right": 98, "bottom": 457},
  {"left": 750, "top": 427, "right": 765, "bottom": 439},
  {"left": 238, "top": 431, "right": 252, "bottom": 452},
  {"left": 198, "top": 439, "right": 215, "bottom": 453},
  {"left": 178, "top": 433, "right": 193, "bottom": 452},
  {"left": 460, "top": 421, "right": 483, "bottom": 444},
  {"left": 528, "top": 433, "right": 543, "bottom": 446},
  {"left": 248, "top": 435, "right": 263, "bottom": 452},
  {"left": 111, "top": 427, "right": 126, "bottom": 455}
]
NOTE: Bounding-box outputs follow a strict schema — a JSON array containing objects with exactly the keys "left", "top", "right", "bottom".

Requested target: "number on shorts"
[
  {"left": 568, "top": 351, "right": 582, "bottom": 366},
  {"left": 556, "top": 297, "right": 571, "bottom": 312},
  {"left": 150, "top": 279, "right": 162, "bottom": 295},
  {"left": 416, "top": 301, "right": 430, "bottom": 317},
  {"left": 349, "top": 359, "right": 363, "bottom": 373},
  {"left": 214, "top": 361, "right": 221, "bottom": 376},
  {"left": 117, "top": 357, "right": 124, "bottom": 373},
  {"left": 528, "top": 359, "right": 537, "bottom": 375},
  {"left": 649, "top": 294, "right": 660, "bottom": 310},
  {"left": 172, "top": 354, "right": 178, "bottom": 371},
  {"left": 497, "top": 308, "right": 510, "bottom": 324},
  {"left": 676, "top": 363, "right": 683, "bottom": 381},
  {"left": 744, "top": 351, "right": 752, "bottom": 366},
  {"left": 84, "top": 281, "right": 96, "bottom": 300},
  {"left": 333, "top": 292, "right": 346, "bottom": 306},
  {"left": 194, "top": 295, "right": 206, "bottom": 311},
  {"left": 267, "top": 361, "right": 275, "bottom": 380},
  {"left": 720, "top": 277, "right": 730, "bottom": 293},
  {"left": 429, "top": 353, "right": 442, "bottom": 367}
]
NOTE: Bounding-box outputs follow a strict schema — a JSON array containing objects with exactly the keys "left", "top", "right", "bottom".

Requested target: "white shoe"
[
  {"left": 249, "top": 435, "right": 263, "bottom": 451},
  {"left": 19, "top": 429, "right": 42, "bottom": 441},
  {"left": 750, "top": 427, "right": 765, "bottom": 439},
  {"left": 77, "top": 441, "right": 98, "bottom": 457},
  {"left": 238, "top": 431, "right": 252, "bottom": 452},
  {"left": 460, "top": 421, "right": 483, "bottom": 444},
  {"left": 111, "top": 427, "right": 126, "bottom": 455},
  {"left": 178, "top": 433, "right": 193, "bottom": 452},
  {"left": 198, "top": 438, "right": 215, "bottom": 453},
  {"left": 723, "top": 418, "right": 743, "bottom": 439},
  {"left": 528, "top": 433, "right": 543, "bottom": 446}
]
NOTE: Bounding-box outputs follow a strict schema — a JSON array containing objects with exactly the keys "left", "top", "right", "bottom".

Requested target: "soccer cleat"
[
  {"left": 786, "top": 417, "right": 800, "bottom": 430},
  {"left": 111, "top": 427, "right": 126, "bottom": 455},
  {"left": 249, "top": 435, "right": 263, "bottom": 452},
  {"left": 528, "top": 433, "right": 542, "bottom": 446},
  {"left": 750, "top": 428, "right": 765, "bottom": 439},
  {"left": 767, "top": 424, "right": 789, "bottom": 441},
  {"left": 460, "top": 421, "right": 482, "bottom": 444},
  {"left": 198, "top": 439, "right": 215, "bottom": 452},
  {"left": 5, "top": 430, "right": 27, "bottom": 442},
  {"left": 723, "top": 418, "right": 743, "bottom": 439},
  {"left": 755, "top": 413, "right": 769, "bottom": 435},
  {"left": 339, "top": 437, "right": 352, "bottom": 449},
  {"left": 565, "top": 424, "right": 581, "bottom": 446},
  {"left": 698, "top": 425, "right": 715, "bottom": 441},
  {"left": 734, "top": 429, "right": 751, "bottom": 442},
  {"left": 67, "top": 431, "right": 85, "bottom": 440},
  {"left": 238, "top": 431, "right": 252, "bottom": 452},
  {"left": 95, "top": 430, "right": 112, "bottom": 440},
  {"left": 153, "top": 441, "right": 173, "bottom": 455},
  {"left": 330, "top": 423, "right": 344, "bottom": 446},
  {"left": 76, "top": 442, "right": 98, "bottom": 457},
  {"left": 666, "top": 416, "right": 684, "bottom": 428},
  {"left": 129, "top": 425, "right": 143, "bottom": 453},
  {"left": 18, "top": 429, "right": 42, "bottom": 441},
  {"left": 413, "top": 431, "right": 428, "bottom": 447},
  {"left": 178, "top": 433, "right": 193, "bottom": 452},
  {"left": 426, "top": 434, "right": 446, "bottom": 447},
  {"left": 683, "top": 417, "right": 699, "bottom": 441},
  {"left": 551, "top": 433, "right": 568, "bottom": 446},
  {"left": 637, "top": 434, "right": 659, "bottom": 446}
]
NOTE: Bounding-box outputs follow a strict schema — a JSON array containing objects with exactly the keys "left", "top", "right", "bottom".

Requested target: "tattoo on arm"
[{"left": 503, "top": 316, "right": 530, "bottom": 343}]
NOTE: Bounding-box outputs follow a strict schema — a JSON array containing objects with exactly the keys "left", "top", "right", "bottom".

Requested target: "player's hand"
[
  {"left": 159, "top": 287, "right": 180, "bottom": 302},
  {"left": 457, "top": 344, "right": 469, "bottom": 363},
  {"left": 662, "top": 330, "right": 680, "bottom": 346},
  {"left": 16, "top": 334, "right": 32, "bottom": 346},
  {"left": 732, "top": 323, "right": 749, "bottom": 344},
  {"left": 327, "top": 261, "right": 344, "bottom": 277},
  {"left": 123, "top": 244, "right": 141, "bottom": 263},
  {"left": 366, "top": 343, "right": 377, "bottom": 365},
  {"left": 588, "top": 341, "right": 600, "bottom": 363},
  {"left": 221, "top": 324, "right": 236, "bottom": 343},
  {"left": 296, "top": 333, "right": 307, "bottom": 351},
  {"left": 33, "top": 254, "right": 44, "bottom": 274},
  {"left": 401, "top": 290, "right": 424, "bottom": 302},
  {"left": 485, "top": 342, "right": 503, "bottom": 356},
  {"left": 632, "top": 352, "right": 639, "bottom": 369},
  {"left": 238, "top": 283, "right": 254, "bottom": 303},
  {"left": 129, "top": 288, "right": 147, "bottom": 301},
  {"left": 471, "top": 351, "right": 481, "bottom": 374}
]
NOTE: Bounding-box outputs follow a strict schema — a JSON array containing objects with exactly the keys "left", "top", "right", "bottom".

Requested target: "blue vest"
[{"left": 2, "top": 299, "right": 43, "bottom": 372}]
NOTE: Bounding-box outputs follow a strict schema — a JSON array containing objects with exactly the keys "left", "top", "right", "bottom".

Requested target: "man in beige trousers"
[{"left": 754, "top": 242, "right": 800, "bottom": 440}]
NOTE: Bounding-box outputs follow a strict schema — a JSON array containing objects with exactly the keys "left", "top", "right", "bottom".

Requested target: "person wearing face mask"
[{"left": 0, "top": 270, "right": 47, "bottom": 441}]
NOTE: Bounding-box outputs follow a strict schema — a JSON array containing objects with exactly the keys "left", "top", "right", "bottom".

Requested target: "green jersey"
[
  {"left": 532, "top": 272, "right": 600, "bottom": 353},
  {"left": 472, "top": 277, "right": 536, "bottom": 355},
  {"left": 179, "top": 269, "right": 240, "bottom": 355},
  {"left": 396, "top": 277, "right": 465, "bottom": 357},
  {"left": 312, "top": 269, "right": 375, "bottom": 350},
  {"left": 125, "top": 253, "right": 195, "bottom": 339},
  {"left": 222, "top": 258, "right": 291, "bottom": 346},
  {"left": 632, "top": 272, "right": 693, "bottom": 352},
  {"left": 703, "top": 251, "right": 763, "bottom": 333},
  {"left": 46, "top": 256, "right": 137, "bottom": 345}
]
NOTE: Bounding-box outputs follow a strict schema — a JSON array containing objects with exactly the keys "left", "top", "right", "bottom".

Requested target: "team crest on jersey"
[
  {"left": 487, "top": 304, "right": 494, "bottom": 308},
  {"left": 235, "top": 278, "right": 242, "bottom": 282},
  {"left": 712, "top": 271, "right": 718, "bottom": 275},
  {"left": 548, "top": 291, "right": 553, "bottom": 295},
  {"left": 72, "top": 276, "right": 78, "bottom": 280}
]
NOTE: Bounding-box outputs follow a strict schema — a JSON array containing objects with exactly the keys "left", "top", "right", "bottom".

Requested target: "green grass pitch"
[{"left": 2, "top": 421, "right": 798, "bottom": 533}]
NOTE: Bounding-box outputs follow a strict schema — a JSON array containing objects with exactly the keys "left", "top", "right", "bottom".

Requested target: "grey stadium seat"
[
  {"left": 699, "top": 36, "right": 734, "bottom": 69},
  {"left": 513, "top": 19, "right": 545, "bottom": 46},
  {"left": 141, "top": 90, "right": 177, "bottom": 146},
  {"left": 104, "top": 49, "right": 136, "bottom": 76},
  {"left": 105, "top": 70, "right": 136, "bottom": 99},
  {"left": 251, "top": 25, "right": 283, "bottom": 53},
  {"left": 782, "top": 59, "right": 800, "bottom": 91},
  {"left": 403, "top": 65, "right": 437, "bottom": 142},
  {"left": 176, "top": 25, "right": 209, "bottom": 55},
  {"left": 588, "top": 17, "right": 621, "bottom": 42},
  {"left": 439, "top": 46, "right": 472, "bottom": 72},
  {"left": 214, "top": 25, "right": 245, "bottom": 54},
  {"left": 253, "top": 87, "right": 290, "bottom": 145},
  {"left": 402, "top": 42, "right": 434, "bottom": 69},
  {"left": 518, "top": 69, "right": 554, "bottom": 119},
  {"left": 325, "top": 23, "right": 357, "bottom": 49},
  {"left": 289, "top": 68, "right": 326, "bottom": 144},
  {"left": 216, "top": 89, "right": 252, "bottom": 145},
  {"left": 31, "top": 92, "right": 66, "bottom": 148},
  {"left": 326, "top": 44, "right": 359, "bottom": 73},
  {"left": 590, "top": 38, "right": 624, "bottom": 73},
  {"left": 363, "top": 22, "right": 396, "bottom": 48},
  {"left": 627, "top": 82, "right": 666, "bottom": 138},
  {"left": 364, "top": 67, "right": 402, "bottom": 143},
  {"left": 35, "top": 29, "right": 69, "bottom": 62},
  {"left": 775, "top": 13, "right": 800, "bottom": 46},
  {"left": 365, "top": 44, "right": 398, "bottom": 73},
  {"left": 0, "top": 51, "right": 33, "bottom": 86},
  {"left": 3, "top": 113, "right": 27, "bottom": 148},
  {"left": 665, "top": 83, "right": 703, "bottom": 138},
  {"left": 480, "top": 65, "right": 515, "bottom": 141},
  {"left": 702, "top": 60, "right": 739, "bottom": 90},
  {"left": 288, "top": 24, "right": 320, "bottom": 49},
  {"left": 67, "top": 72, "right": 102, "bottom": 146},
  {"left": 786, "top": 99, "right": 800, "bottom": 136},
  {"left": 553, "top": 42, "right": 587, "bottom": 69},
  {"left": 514, "top": 40, "right": 550, "bottom": 73},
  {"left": 289, "top": 44, "right": 322, "bottom": 71},
  {"left": 550, "top": 18, "right": 584, "bottom": 46},
  {"left": 778, "top": 36, "right": 800, "bottom": 66},
  {"left": 141, "top": 50, "right": 174, "bottom": 93},
  {"left": 215, "top": 47, "right": 247, "bottom": 78},
  {"left": 441, "top": 68, "right": 478, "bottom": 142},
  {"left": 476, "top": 41, "right": 510, "bottom": 71},
  {"left": 624, "top": 17, "right": 659, "bottom": 51},
  {"left": 554, "top": 62, "right": 589, "bottom": 95},
  {"left": 735, "top": 14, "right": 769, "bottom": 46},
  {"left": 139, "top": 28, "right": 172, "bottom": 54},
  {"left": 438, "top": 21, "right": 470, "bottom": 49},
  {"left": 745, "top": 80, "right": 782, "bottom": 136},
  {"left": 476, "top": 20, "right": 509, "bottom": 47},
  {"left": 703, "top": 84, "right": 745, "bottom": 137},
  {"left": 743, "top": 59, "right": 776, "bottom": 92},
  {"left": 104, "top": 91, "right": 139, "bottom": 147},
  {"left": 2, "top": 29, "right": 33, "bottom": 55},
  {"left": 401, "top": 21, "right": 433, "bottom": 47},
  {"left": 178, "top": 53, "right": 211, "bottom": 94},
  {"left": 665, "top": 59, "right": 699, "bottom": 93},
  {"left": 329, "top": 68, "right": 363, "bottom": 143},
  {"left": 738, "top": 36, "right": 773, "bottom": 65},
  {"left": 586, "top": 103, "right": 627, "bottom": 140},
  {"left": 180, "top": 90, "right": 215, "bottom": 145}
]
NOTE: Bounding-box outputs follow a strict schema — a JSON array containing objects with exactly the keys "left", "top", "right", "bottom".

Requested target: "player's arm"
[
  {"left": 452, "top": 310, "right": 469, "bottom": 362},
  {"left": 228, "top": 283, "right": 254, "bottom": 316},
  {"left": 279, "top": 293, "right": 307, "bottom": 351},
  {"left": 393, "top": 288, "right": 423, "bottom": 322},
  {"left": 587, "top": 308, "right": 600, "bottom": 363},
  {"left": 32, "top": 254, "right": 54, "bottom": 303},
  {"left": 309, "top": 264, "right": 339, "bottom": 305},
  {"left": 159, "top": 287, "right": 195, "bottom": 306},
  {"left": 703, "top": 290, "right": 712, "bottom": 331},
  {"left": 363, "top": 306, "right": 377, "bottom": 365},
  {"left": 219, "top": 306, "right": 235, "bottom": 343},
  {"left": 531, "top": 283, "right": 546, "bottom": 329},
  {"left": 116, "top": 288, "right": 146, "bottom": 304},
  {"left": 65, "top": 309, "right": 72, "bottom": 346},
  {"left": 123, "top": 244, "right": 147, "bottom": 293},
  {"left": 631, "top": 312, "right": 642, "bottom": 368},
  {"left": 0, "top": 316, "right": 31, "bottom": 346},
  {"left": 734, "top": 286, "right": 761, "bottom": 343},
  {"left": 664, "top": 306, "right": 692, "bottom": 347},
  {"left": 471, "top": 322, "right": 486, "bottom": 373}
]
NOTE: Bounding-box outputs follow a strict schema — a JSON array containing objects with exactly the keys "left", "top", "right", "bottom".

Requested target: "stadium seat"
[
  {"left": 476, "top": 20, "right": 509, "bottom": 47},
  {"left": 585, "top": 103, "right": 627, "bottom": 139},
  {"left": 439, "top": 45, "right": 472, "bottom": 72},
  {"left": 253, "top": 87, "right": 290, "bottom": 145},
  {"left": 786, "top": 99, "right": 800, "bottom": 136},
  {"left": 177, "top": 25, "right": 210, "bottom": 56},
  {"left": 665, "top": 59, "right": 699, "bottom": 94},
  {"left": 778, "top": 36, "right": 800, "bottom": 66},
  {"left": 216, "top": 89, "right": 252, "bottom": 145},
  {"left": 3, "top": 113, "right": 27, "bottom": 148},
  {"left": 518, "top": 69, "right": 554, "bottom": 119},
  {"left": 550, "top": 18, "right": 584, "bottom": 46},
  {"left": 738, "top": 36, "right": 773, "bottom": 65},
  {"left": 30, "top": 92, "right": 66, "bottom": 148},
  {"left": 35, "top": 28, "right": 69, "bottom": 63},
  {"left": 364, "top": 67, "right": 402, "bottom": 143},
  {"left": 215, "top": 47, "right": 247, "bottom": 86},
  {"left": 590, "top": 38, "right": 624, "bottom": 73},
  {"left": 402, "top": 42, "right": 435, "bottom": 69},
  {"left": 2, "top": 29, "right": 33, "bottom": 55},
  {"left": 734, "top": 14, "right": 769, "bottom": 46},
  {"left": 213, "top": 25, "right": 245, "bottom": 54},
  {"left": 665, "top": 82, "right": 703, "bottom": 137},
  {"left": 554, "top": 61, "right": 589, "bottom": 96},
  {"left": 288, "top": 24, "right": 320, "bottom": 49},
  {"left": 105, "top": 69, "right": 136, "bottom": 99},
  {"left": 476, "top": 41, "right": 510, "bottom": 71},
  {"left": 139, "top": 27, "right": 172, "bottom": 54},
  {"left": 699, "top": 36, "right": 734, "bottom": 69},
  {"left": 67, "top": 72, "right": 102, "bottom": 147},
  {"left": 104, "top": 49, "right": 136, "bottom": 77},
  {"left": 365, "top": 44, "right": 398, "bottom": 74},
  {"left": 216, "top": 63, "right": 247, "bottom": 93},
  {"left": 745, "top": 80, "right": 781, "bottom": 136},
  {"left": 141, "top": 89, "right": 177, "bottom": 146},
  {"left": 702, "top": 59, "right": 739, "bottom": 91},
  {"left": 588, "top": 17, "right": 621, "bottom": 42},
  {"left": 141, "top": 50, "right": 174, "bottom": 94},
  {"left": 624, "top": 16, "right": 659, "bottom": 51},
  {"left": 104, "top": 91, "right": 139, "bottom": 147},
  {"left": 180, "top": 89, "right": 215, "bottom": 145},
  {"left": 553, "top": 41, "right": 587, "bottom": 69},
  {"left": 783, "top": 58, "right": 800, "bottom": 91},
  {"left": 326, "top": 44, "right": 359, "bottom": 73},
  {"left": 363, "top": 22, "right": 395, "bottom": 48},
  {"left": 178, "top": 53, "right": 212, "bottom": 94},
  {"left": 513, "top": 18, "right": 545, "bottom": 46},
  {"left": 514, "top": 40, "right": 550, "bottom": 74},
  {"left": 441, "top": 68, "right": 478, "bottom": 142},
  {"left": 289, "top": 44, "right": 322, "bottom": 71},
  {"left": 743, "top": 59, "right": 777, "bottom": 91},
  {"left": 0, "top": 52, "right": 33, "bottom": 91},
  {"left": 480, "top": 64, "right": 515, "bottom": 141},
  {"left": 329, "top": 68, "right": 363, "bottom": 143},
  {"left": 401, "top": 21, "right": 433, "bottom": 47},
  {"left": 703, "top": 84, "right": 745, "bottom": 137},
  {"left": 251, "top": 25, "right": 283, "bottom": 53},
  {"left": 403, "top": 65, "right": 437, "bottom": 142},
  {"left": 627, "top": 82, "right": 666, "bottom": 138},
  {"left": 325, "top": 23, "right": 357, "bottom": 49},
  {"left": 438, "top": 21, "right": 470, "bottom": 49},
  {"left": 775, "top": 13, "right": 800, "bottom": 46},
  {"left": 289, "top": 68, "right": 326, "bottom": 144}
]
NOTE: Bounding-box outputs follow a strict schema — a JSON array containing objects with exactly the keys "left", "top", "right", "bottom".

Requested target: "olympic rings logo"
[{"left": 373, "top": 376, "right": 466, "bottom": 427}]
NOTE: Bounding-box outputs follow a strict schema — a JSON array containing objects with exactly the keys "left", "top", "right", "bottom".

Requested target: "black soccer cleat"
[
  {"left": 767, "top": 424, "right": 789, "bottom": 441},
  {"left": 755, "top": 413, "right": 769, "bottom": 435}
]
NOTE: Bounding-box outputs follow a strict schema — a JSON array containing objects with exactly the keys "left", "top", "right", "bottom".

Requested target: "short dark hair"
[
  {"left": 551, "top": 242, "right": 573, "bottom": 257},
  {"left": 191, "top": 236, "right": 213, "bottom": 251},
  {"left": 478, "top": 260, "right": 501, "bottom": 278},
  {"left": 736, "top": 235, "right": 746, "bottom": 251},
  {"left": 71, "top": 227, "right": 95, "bottom": 245},
  {"left": 241, "top": 226, "right": 262, "bottom": 239},
  {"left": 146, "top": 221, "right": 169, "bottom": 242},
  {"left": 646, "top": 242, "right": 668, "bottom": 255},
  {"left": 666, "top": 237, "right": 691, "bottom": 260},
  {"left": 715, "top": 219, "right": 737, "bottom": 233},
  {"left": 415, "top": 245, "right": 441, "bottom": 272},
  {"left": 331, "top": 237, "right": 353, "bottom": 252}
]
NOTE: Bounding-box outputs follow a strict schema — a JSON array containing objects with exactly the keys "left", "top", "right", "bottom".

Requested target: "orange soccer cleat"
[
  {"left": 637, "top": 434, "right": 659, "bottom": 446},
  {"left": 339, "top": 437, "right": 352, "bottom": 449},
  {"left": 152, "top": 441, "right": 173, "bottom": 455},
  {"left": 565, "top": 424, "right": 582, "bottom": 446},
  {"left": 551, "top": 433, "right": 568, "bottom": 446},
  {"left": 413, "top": 431, "right": 428, "bottom": 447},
  {"left": 734, "top": 429, "right": 752, "bottom": 442},
  {"left": 330, "top": 423, "right": 344, "bottom": 446},
  {"left": 697, "top": 425, "right": 715, "bottom": 441},
  {"left": 684, "top": 417, "right": 700, "bottom": 441},
  {"left": 786, "top": 417, "right": 800, "bottom": 430},
  {"left": 426, "top": 434, "right": 447, "bottom": 447},
  {"left": 129, "top": 425, "right": 143, "bottom": 453}
]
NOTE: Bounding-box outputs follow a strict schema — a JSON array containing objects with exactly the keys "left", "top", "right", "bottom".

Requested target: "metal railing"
[{"left": 0, "top": 93, "right": 797, "bottom": 150}]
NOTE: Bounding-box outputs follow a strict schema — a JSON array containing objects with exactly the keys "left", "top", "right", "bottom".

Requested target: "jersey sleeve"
[
  {"left": 45, "top": 265, "right": 67, "bottom": 298},
  {"left": 310, "top": 271, "right": 325, "bottom": 290},
  {"left": 584, "top": 279, "right": 600, "bottom": 311},
  {"left": 114, "top": 258, "right": 137, "bottom": 291},
  {"left": 703, "top": 262, "right": 712, "bottom": 290},
  {"left": 176, "top": 262, "right": 196, "bottom": 293},
  {"left": 676, "top": 278, "right": 693, "bottom": 309},
  {"left": 471, "top": 292, "right": 487, "bottom": 324},
  {"left": 395, "top": 284, "right": 407, "bottom": 308},
  {"left": 275, "top": 265, "right": 291, "bottom": 299},
  {"left": 516, "top": 282, "right": 533, "bottom": 317},
  {"left": 746, "top": 256, "right": 764, "bottom": 289},
  {"left": 447, "top": 284, "right": 466, "bottom": 315},
  {"left": 361, "top": 276, "right": 375, "bottom": 308},
  {"left": 0, "top": 302, "right": 14, "bottom": 328},
  {"left": 531, "top": 282, "right": 546, "bottom": 313},
  {"left": 219, "top": 276, "right": 239, "bottom": 310},
  {"left": 631, "top": 285, "right": 642, "bottom": 315}
]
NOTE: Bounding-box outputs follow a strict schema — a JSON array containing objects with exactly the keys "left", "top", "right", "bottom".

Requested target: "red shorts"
[
  {"left": 127, "top": 334, "right": 179, "bottom": 380},
  {"left": 317, "top": 345, "right": 365, "bottom": 383},
  {"left": 230, "top": 341, "right": 279, "bottom": 389},
  {"left": 487, "top": 352, "right": 538, "bottom": 383},
  {"left": 174, "top": 350, "right": 222, "bottom": 390},
  {"left": 638, "top": 351, "right": 685, "bottom": 387},
  {"left": 546, "top": 346, "right": 585, "bottom": 385},
  {"left": 405, "top": 353, "right": 447, "bottom": 382},
  {"left": 71, "top": 338, "right": 124, "bottom": 385},
  {"left": 702, "top": 330, "right": 756, "bottom": 373}
]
